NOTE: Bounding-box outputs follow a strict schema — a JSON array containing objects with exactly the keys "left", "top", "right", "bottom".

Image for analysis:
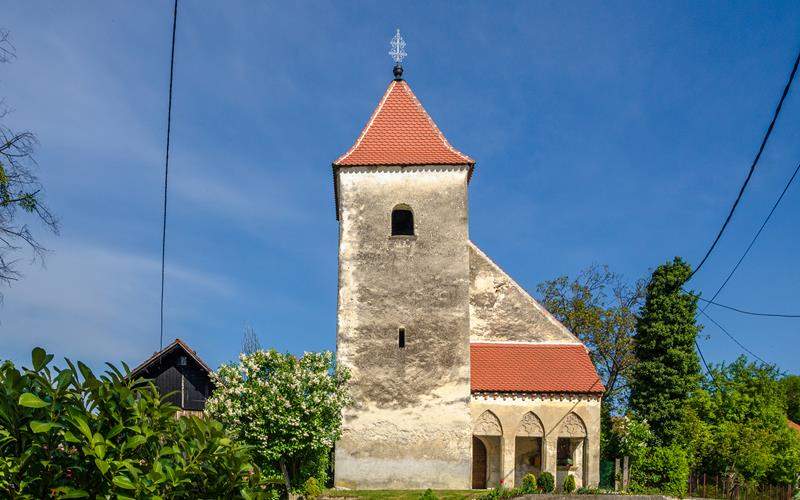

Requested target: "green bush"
[
  {"left": 521, "top": 472, "right": 537, "bottom": 493},
  {"left": 419, "top": 488, "right": 438, "bottom": 500},
  {"left": 303, "top": 477, "right": 322, "bottom": 498},
  {"left": 629, "top": 444, "right": 689, "bottom": 497},
  {"left": 563, "top": 474, "right": 576, "bottom": 494},
  {"left": 477, "top": 485, "right": 525, "bottom": 499},
  {"left": 0, "top": 348, "right": 269, "bottom": 499},
  {"left": 538, "top": 471, "right": 555, "bottom": 493}
]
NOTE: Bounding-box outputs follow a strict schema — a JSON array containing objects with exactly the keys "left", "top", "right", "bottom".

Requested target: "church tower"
[{"left": 332, "top": 38, "right": 475, "bottom": 489}]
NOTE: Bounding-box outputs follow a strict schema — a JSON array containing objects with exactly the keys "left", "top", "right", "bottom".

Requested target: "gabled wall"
[{"left": 469, "top": 243, "right": 579, "bottom": 344}]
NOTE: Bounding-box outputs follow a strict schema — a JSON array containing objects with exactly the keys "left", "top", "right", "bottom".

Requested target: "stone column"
[
  {"left": 586, "top": 433, "right": 600, "bottom": 487},
  {"left": 544, "top": 435, "right": 558, "bottom": 480},
  {"left": 501, "top": 434, "right": 516, "bottom": 488}
]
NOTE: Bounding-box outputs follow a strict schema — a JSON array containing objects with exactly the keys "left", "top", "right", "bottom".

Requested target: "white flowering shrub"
[{"left": 206, "top": 349, "right": 350, "bottom": 493}]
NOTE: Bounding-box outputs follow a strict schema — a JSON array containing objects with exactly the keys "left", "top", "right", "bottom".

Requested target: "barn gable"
[{"left": 130, "top": 338, "right": 213, "bottom": 412}]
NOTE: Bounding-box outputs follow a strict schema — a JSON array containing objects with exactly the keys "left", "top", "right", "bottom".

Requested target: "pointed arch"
[
  {"left": 516, "top": 411, "right": 544, "bottom": 437},
  {"left": 474, "top": 410, "right": 502, "bottom": 436},
  {"left": 559, "top": 412, "right": 587, "bottom": 437}
]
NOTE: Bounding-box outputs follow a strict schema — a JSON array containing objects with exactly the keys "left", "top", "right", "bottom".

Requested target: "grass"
[{"left": 323, "top": 489, "right": 481, "bottom": 499}]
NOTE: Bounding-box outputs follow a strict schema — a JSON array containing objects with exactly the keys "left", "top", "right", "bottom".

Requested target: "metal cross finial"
[{"left": 389, "top": 29, "right": 406, "bottom": 64}]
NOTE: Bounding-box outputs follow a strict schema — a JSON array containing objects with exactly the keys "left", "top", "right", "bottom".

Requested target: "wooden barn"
[{"left": 130, "top": 338, "right": 214, "bottom": 416}]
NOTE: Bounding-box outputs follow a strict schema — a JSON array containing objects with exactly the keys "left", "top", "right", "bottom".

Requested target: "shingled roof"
[
  {"left": 470, "top": 343, "right": 605, "bottom": 394},
  {"left": 334, "top": 80, "right": 473, "bottom": 167}
]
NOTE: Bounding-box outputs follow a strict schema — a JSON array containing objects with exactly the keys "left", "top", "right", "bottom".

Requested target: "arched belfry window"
[{"left": 391, "top": 205, "right": 414, "bottom": 236}]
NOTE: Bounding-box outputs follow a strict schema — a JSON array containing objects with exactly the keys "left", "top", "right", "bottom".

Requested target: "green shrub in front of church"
[
  {"left": 0, "top": 347, "right": 270, "bottom": 499},
  {"left": 520, "top": 472, "right": 537, "bottom": 493},
  {"left": 538, "top": 471, "right": 555, "bottom": 493},
  {"left": 418, "top": 488, "right": 438, "bottom": 499},
  {"left": 563, "top": 474, "right": 576, "bottom": 493},
  {"left": 205, "top": 349, "right": 350, "bottom": 496}
]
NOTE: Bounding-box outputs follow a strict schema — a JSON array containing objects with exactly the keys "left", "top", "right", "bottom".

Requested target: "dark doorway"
[{"left": 472, "top": 436, "right": 487, "bottom": 489}]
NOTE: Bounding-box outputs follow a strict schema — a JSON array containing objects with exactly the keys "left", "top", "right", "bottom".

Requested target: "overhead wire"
[
  {"left": 160, "top": 0, "right": 179, "bottom": 350},
  {"left": 687, "top": 47, "right": 800, "bottom": 281}
]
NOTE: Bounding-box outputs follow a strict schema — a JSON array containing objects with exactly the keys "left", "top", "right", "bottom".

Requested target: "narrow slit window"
[
  {"left": 391, "top": 207, "right": 414, "bottom": 236},
  {"left": 398, "top": 328, "right": 406, "bottom": 348}
]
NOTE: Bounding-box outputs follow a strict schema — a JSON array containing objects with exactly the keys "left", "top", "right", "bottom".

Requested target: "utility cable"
[
  {"left": 687, "top": 47, "right": 800, "bottom": 281},
  {"left": 702, "top": 160, "right": 800, "bottom": 309},
  {"left": 160, "top": 0, "right": 178, "bottom": 350}
]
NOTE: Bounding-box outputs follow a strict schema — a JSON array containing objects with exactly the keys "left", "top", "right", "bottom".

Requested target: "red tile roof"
[
  {"left": 470, "top": 343, "right": 605, "bottom": 394},
  {"left": 334, "top": 80, "right": 474, "bottom": 166}
]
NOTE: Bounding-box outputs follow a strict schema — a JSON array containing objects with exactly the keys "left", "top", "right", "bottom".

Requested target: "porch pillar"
[
  {"left": 501, "top": 434, "right": 516, "bottom": 488},
  {"left": 586, "top": 432, "right": 600, "bottom": 487},
  {"left": 544, "top": 434, "right": 558, "bottom": 480}
]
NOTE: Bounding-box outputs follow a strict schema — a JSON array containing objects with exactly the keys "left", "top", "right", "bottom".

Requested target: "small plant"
[
  {"left": 303, "top": 477, "right": 322, "bottom": 499},
  {"left": 521, "top": 473, "right": 538, "bottom": 493},
  {"left": 563, "top": 474, "right": 576, "bottom": 494},
  {"left": 419, "top": 488, "right": 438, "bottom": 500},
  {"left": 538, "top": 471, "right": 555, "bottom": 493}
]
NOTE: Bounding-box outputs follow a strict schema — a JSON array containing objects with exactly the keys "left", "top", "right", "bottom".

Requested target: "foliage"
[
  {"left": 0, "top": 30, "right": 58, "bottom": 295},
  {"left": 538, "top": 471, "right": 555, "bottom": 493},
  {"left": 419, "top": 488, "right": 438, "bottom": 500},
  {"left": 205, "top": 349, "right": 350, "bottom": 493},
  {"left": 323, "top": 490, "right": 477, "bottom": 500},
  {"left": 303, "top": 477, "right": 322, "bottom": 499},
  {"left": 680, "top": 357, "right": 800, "bottom": 486},
  {"left": 630, "top": 257, "right": 701, "bottom": 444},
  {"left": 0, "top": 347, "right": 268, "bottom": 499},
  {"left": 609, "top": 415, "right": 655, "bottom": 463},
  {"left": 520, "top": 472, "right": 537, "bottom": 493},
  {"left": 562, "top": 474, "right": 576, "bottom": 494},
  {"left": 781, "top": 375, "right": 800, "bottom": 424},
  {"left": 476, "top": 485, "right": 521, "bottom": 499},
  {"left": 628, "top": 445, "right": 689, "bottom": 497},
  {"left": 537, "top": 264, "right": 645, "bottom": 414}
]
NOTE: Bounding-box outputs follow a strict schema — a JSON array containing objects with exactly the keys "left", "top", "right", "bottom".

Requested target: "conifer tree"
[{"left": 630, "top": 257, "right": 701, "bottom": 444}]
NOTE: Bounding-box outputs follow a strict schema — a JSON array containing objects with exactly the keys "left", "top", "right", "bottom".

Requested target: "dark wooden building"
[{"left": 130, "top": 338, "right": 214, "bottom": 414}]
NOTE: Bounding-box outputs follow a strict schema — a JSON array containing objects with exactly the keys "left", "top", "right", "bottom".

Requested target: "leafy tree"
[
  {"left": 781, "top": 375, "right": 800, "bottom": 423},
  {"left": 205, "top": 349, "right": 350, "bottom": 496},
  {"left": 610, "top": 415, "right": 689, "bottom": 495},
  {"left": 630, "top": 257, "right": 700, "bottom": 443},
  {"left": 681, "top": 357, "right": 800, "bottom": 487},
  {"left": 537, "top": 264, "right": 645, "bottom": 414},
  {"left": 0, "top": 30, "right": 58, "bottom": 295},
  {"left": 0, "top": 347, "right": 268, "bottom": 498}
]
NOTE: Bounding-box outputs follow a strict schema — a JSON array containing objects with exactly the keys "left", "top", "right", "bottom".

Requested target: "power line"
[
  {"left": 687, "top": 47, "right": 800, "bottom": 281},
  {"left": 698, "top": 308, "right": 768, "bottom": 365},
  {"left": 695, "top": 339, "right": 722, "bottom": 392},
  {"left": 694, "top": 294, "right": 800, "bottom": 318},
  {"left": 702, "top": 160, "right": 800, "bottom": 309},
  {"left": 160, "top": 0, "right": 178, "bottom": 350}
]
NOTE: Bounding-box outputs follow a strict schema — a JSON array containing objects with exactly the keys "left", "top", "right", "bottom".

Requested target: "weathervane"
[{"left": 389, "top": 29, "right": 406, "bottom": 80}]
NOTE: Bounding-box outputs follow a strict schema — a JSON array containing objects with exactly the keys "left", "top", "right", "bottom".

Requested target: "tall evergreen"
[{"left": 630, "top": 257, "right": 701, "bottom": 444}]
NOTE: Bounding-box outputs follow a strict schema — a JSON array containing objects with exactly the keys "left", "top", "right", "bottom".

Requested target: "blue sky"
[{"left": 1, "top": 2, "right": 798, "bottom": 374}]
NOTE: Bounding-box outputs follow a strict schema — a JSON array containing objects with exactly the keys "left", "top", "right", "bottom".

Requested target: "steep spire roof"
[{"left": 334, "top": 80, "right": 474, "bottom": 167}]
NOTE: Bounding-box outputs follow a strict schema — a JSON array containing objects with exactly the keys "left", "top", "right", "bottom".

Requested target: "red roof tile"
[
  {"left": 334, "top": 80, "right": 473, "bottom": 166},
  {"left": 470, "top": 343, "right": 605, "bottom": 394}
]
